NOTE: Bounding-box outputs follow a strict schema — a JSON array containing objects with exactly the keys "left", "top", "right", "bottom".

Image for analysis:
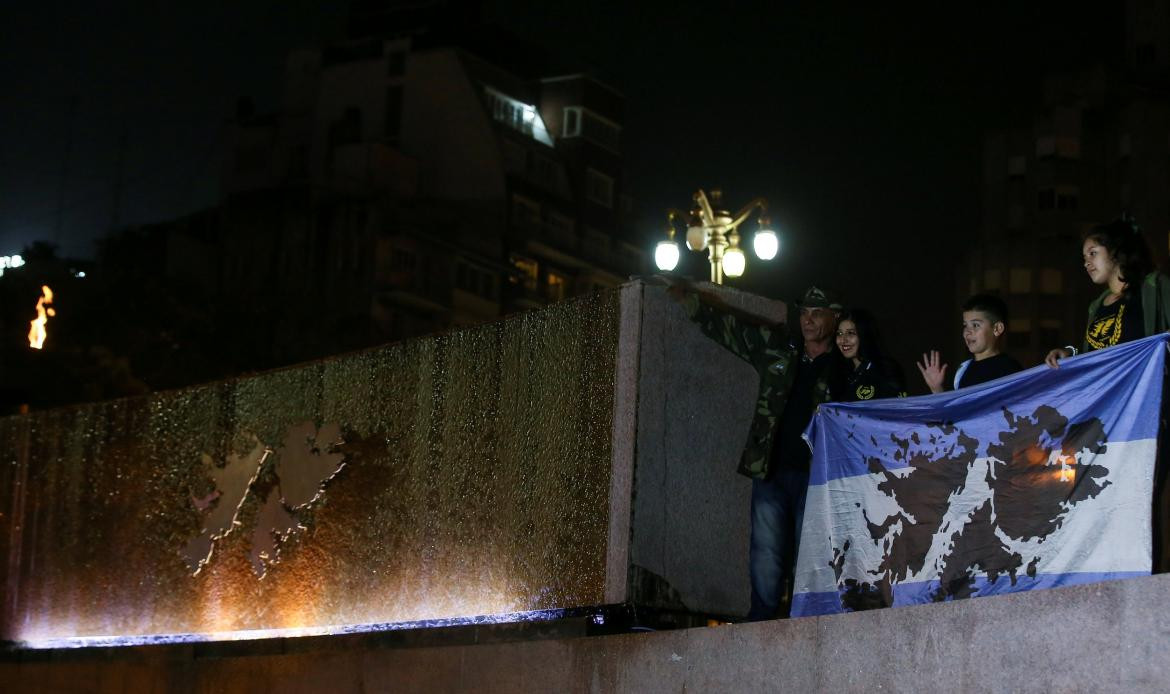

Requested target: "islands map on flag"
[{"left": 792, "top": 333, "right": 1168, "bottom": 617}]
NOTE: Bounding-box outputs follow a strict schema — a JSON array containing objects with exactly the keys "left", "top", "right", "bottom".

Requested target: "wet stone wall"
[{"left": 0, "top": 290, "right": 619, "bottom": 642}]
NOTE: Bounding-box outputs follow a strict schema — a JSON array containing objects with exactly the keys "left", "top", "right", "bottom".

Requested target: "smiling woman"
[{"left": 831, "top": 309, "right": 905, "bottom": 402}]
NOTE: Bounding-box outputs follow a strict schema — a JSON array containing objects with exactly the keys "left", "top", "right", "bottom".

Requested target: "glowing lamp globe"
[
  {"left": 654, "top": 240, "right": 680, "bottom": 271},
  {"left": 753, "top": 229, "right": 779, "bottom": 260},
  {"left": 723, "top": 247, "right": 746, "bottom": 278},
  {"left": 685, "top": 225, "right": 708, "bottom": 251}
]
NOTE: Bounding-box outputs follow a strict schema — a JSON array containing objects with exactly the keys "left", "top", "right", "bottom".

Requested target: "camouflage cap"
[{"left": 798, "top": 286, "right": 844, "bottom": 310}]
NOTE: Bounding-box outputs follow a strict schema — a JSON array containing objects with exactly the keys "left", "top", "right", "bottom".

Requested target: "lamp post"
[{"left": 653, "top": 189, "right": 778, "bottom": 284}]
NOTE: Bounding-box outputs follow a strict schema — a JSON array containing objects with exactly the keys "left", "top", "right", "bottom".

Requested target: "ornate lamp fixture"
[{"left": 654, "top": 189, "right": 777, "bottom": 284}]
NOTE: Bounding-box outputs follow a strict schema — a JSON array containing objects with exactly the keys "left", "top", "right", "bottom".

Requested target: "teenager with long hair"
[{"left": 1045, "top": 217, "right": 1170, "bottom": 366}]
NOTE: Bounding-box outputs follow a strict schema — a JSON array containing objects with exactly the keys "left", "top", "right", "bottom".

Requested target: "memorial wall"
[{"left": 1, "top": 282, "right": 759, "bottom": 646}]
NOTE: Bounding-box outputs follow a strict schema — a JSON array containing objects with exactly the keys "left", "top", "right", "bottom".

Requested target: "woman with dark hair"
[
  {"left": 832, "top": 309, "right": 906, "bottom": 401},
  {"left": 1045, "top": 217, "right": 1170, "bottom": 367}
]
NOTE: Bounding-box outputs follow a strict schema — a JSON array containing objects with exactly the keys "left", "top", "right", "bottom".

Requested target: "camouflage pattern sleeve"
[{"left": 683, "top": 293, "right": 765, "bottom": 365}]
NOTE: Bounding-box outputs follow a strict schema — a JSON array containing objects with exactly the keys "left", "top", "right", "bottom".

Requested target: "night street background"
[{"left": 0, "top": 1, "right": 1118, "bottom": 393}]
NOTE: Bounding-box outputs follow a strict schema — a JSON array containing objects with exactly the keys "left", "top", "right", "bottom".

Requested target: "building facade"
[
  {"left": 212, "top": 13, "right": 642, "bottom": 366},
  {"left": 964, "top": 0, "right": 1170, "bottom": 365}
]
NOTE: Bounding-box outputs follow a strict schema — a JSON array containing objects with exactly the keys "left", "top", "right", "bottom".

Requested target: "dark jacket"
[{"left": 833, "top": 359, "right": 906, "bottom": 402}]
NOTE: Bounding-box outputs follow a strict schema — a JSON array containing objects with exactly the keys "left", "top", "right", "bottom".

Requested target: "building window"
[
  {"left": 1040, "top": 268, "right": 1063, "bottom": 294},
  {"left": 1038, "top": 188, "right": 1055, "bottom": 210},
  {"left": 330, "top": 107, "right": 363, "bottom": 148},
  {"left": 391, "top": 248, "right": 415, "bottom": 270},
  {"left": 511, "top": 194, "right": 541, "bottom": 229},
  {"left": 546, "top": 211, "right": 575, "bottom": 244},
  {"left": 511, "top": 256, "right": 538, "bottom": 291},
  {"left": 1040, "top": 319, "right": 1062, "bottom": 350},
  {"left": 586, "top": 168, "right": 614, "bottom": 208},
  {"left": 583, "top": 226, "right": 610, "bottom": 256},
  {"left": 384, "top": 86, "right": 403, "bottom": 142},
  {"left": 1008, "top": 204, "right": 1024, "bottom": 229},
  {"left": 581, "top": 111, "right": 621, "bottom": 151},
  {"left": 1007, "top": 331, "right": 1031, "bottom": 351},
  {"left": 1009, "top": 268, "right": 1032, "bottom": 294},
  {"left": 620, "top": 194, "right": 633, "bottom": 215},
  {"left": 501, "top": 140, "right": 528, "bottom": 173},
  {"left": 563, "top": 107, "right": 581, "bottom": 137},
  {"left": 1056, "top": 137, "right": 1081, "bottom": 159},
  {"left": 546, "top": 270, "right": 568, "bottom": 302},
  {"left": 1008, "top": 156, "right": 1026, "bottom": 177},
  {"left": 456, "top": 261, "right": 496, "bottom": 300},
  {"left": 983, "top": 269, "right": 1002, "bottom": 291},
  {"left": 483, "top": 86, "right": 553, "bottom": 146},
  {"left": 1056, "top": 187, "right": 1079, "bottom": 211},
  {"left": 534, "top": 155, "right": 560, "bottom": 185},
  {"left": 386, "top": 51, "right": 405, "bottom": 77}
]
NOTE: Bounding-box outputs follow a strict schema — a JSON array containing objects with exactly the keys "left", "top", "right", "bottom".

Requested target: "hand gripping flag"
[{"left": 793, "top": 333, "right": 1169, "bottom": 617}]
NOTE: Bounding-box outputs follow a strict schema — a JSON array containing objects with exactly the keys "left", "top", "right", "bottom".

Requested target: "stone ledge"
[{"left": 4, "top": 573, "right": 1165, "bottom": 693}]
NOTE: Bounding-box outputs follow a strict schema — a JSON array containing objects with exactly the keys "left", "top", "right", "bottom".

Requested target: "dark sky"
[{"left": 0, "top": 1, "right": 1115, "bottom": 377}]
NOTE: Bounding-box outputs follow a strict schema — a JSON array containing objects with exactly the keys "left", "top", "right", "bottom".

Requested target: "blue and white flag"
[{"left": 792, "top": 333, "right": 1168, "bottom": 617}]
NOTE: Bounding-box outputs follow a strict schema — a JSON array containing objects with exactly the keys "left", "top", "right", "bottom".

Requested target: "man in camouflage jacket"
[{"left": 677, "top": 282, "right": 844, "bottom": 620}]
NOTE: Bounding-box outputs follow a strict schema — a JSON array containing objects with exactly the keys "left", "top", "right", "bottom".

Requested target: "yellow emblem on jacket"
[{"left": 855, "top": 384, "right": 875, "bottom": 400}]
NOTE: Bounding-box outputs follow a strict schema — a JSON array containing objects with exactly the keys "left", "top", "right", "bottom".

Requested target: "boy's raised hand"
[{"left": 917, "top": 350, "right": 948, "bottom": 394}]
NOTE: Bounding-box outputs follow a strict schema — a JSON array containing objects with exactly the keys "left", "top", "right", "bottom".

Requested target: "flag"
[{"left": 792, "top": 333, "right": 1168, "bottom": 617}]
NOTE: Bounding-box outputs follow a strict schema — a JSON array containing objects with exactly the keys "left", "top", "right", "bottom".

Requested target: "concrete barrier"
[{"left": 4, "top": 572, "right": 1166, "bottom": 692}]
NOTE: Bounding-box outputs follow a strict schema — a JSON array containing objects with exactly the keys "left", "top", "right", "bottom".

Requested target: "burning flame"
[
  {"left": 28, "top": 285, "right": 55, "bottom": 349},
  {"left": 1056, "top": 455, "right": 1076, "bottom": 482}
]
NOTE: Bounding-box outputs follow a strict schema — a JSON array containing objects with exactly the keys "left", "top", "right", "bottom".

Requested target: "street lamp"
[{"left": 654, "top": 189, "right": 778, "bottom": 284}]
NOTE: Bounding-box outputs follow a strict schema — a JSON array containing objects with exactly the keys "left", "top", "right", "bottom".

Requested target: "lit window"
[
  {"left": 547, "top": 271, "right": 568, "bottom": 302},
  {"left": 483, "top": 86, "right": 553, "bottom": 146},
  {"left": 512, "top": 256, "right": 538, "bottom": 291},
  {"left": 586, "top": 168, "right": 614, "bottom": 208}
]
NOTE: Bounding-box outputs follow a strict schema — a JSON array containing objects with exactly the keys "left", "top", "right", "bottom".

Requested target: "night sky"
[{"left": 0, "top": 1, "right": 1115, "bottom": 380}]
